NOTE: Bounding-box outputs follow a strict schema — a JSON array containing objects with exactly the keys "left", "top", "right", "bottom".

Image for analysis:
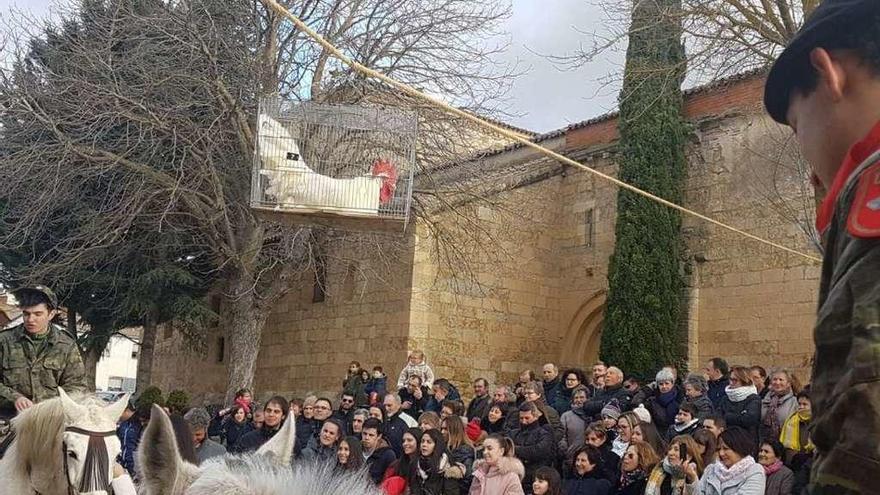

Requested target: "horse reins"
[{"left": 61, "top": 426, "right": 117, "bottom": 495}]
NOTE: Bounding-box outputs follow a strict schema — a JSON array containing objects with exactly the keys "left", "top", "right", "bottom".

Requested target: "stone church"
[{"left": 151, "top": 71, "right": 820, "bottom": 402}]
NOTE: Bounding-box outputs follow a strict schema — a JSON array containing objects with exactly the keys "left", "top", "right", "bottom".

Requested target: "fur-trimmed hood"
[{"left": 473, "top": 456, "right": 525, "bottom": 480}]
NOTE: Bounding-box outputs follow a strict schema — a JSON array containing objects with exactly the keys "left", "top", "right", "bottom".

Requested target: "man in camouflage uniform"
[
  {"left": 0, "top": 285, "right": 86, "bottom": 418},
  {"left": 764, "top": 1, "right": 880, "bottom": 493}
]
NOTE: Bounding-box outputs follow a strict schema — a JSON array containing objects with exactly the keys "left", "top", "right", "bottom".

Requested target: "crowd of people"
[{"left": 117, "top": 351, "right": 814, "bottom": 495}]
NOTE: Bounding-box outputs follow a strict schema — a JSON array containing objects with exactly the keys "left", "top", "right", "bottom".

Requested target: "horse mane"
[{"left": 8, "top": 396, "right": 66, "bottom": 487}]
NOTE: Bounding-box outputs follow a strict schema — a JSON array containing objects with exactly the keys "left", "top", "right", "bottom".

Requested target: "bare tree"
[{"left": 0, "top": 0, "right": 517, "bottom": 400}]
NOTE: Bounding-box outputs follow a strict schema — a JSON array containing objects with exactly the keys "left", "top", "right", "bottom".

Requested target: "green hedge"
[{"left": 601, "top": 0, "right": 688, "bottom": 378}]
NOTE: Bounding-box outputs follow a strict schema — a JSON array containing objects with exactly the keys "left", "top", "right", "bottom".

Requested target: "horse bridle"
[{"left": 60, "top": 426, "right": 118, "bottom": 495}]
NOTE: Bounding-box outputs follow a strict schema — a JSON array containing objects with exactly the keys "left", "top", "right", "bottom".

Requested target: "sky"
[{"left": 0, "top": 0, "right": 623, "bottom": 133}]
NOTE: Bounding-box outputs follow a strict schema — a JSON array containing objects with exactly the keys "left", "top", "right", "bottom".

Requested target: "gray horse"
[{"left": 138, "top": 404, "right": 381, "bottom": 495}]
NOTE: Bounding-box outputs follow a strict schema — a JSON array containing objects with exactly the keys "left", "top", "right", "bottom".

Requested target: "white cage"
[{"left": 251, "top": 98, "right": 417, "bottom": 228}]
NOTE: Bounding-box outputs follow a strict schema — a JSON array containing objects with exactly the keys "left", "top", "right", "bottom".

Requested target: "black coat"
[
  {"left": 449, "top": 444, "right": 475, "bottom": 493},
  {"left": 510, "top": 421, "right": 556, "bottom": 488},
  {"left": 366, "top": 444, "right": 397, "bottom": 484},
  {"left": 544, "top": 377, "right": 562, "bottom": 408},
  {"left": 295, "top": 417, "right": 319, "bottom": 458},
  {"left": 707, "top": 377, "right": 730, "bottom": 410},
  {"left": 564, "top": 472, "right": 612, "bottom": 495},
  {"left": 583, "top": 384, "right": 632, "bottom": 418},
  {"left": 614, "top": 478, "right": 647, "bottom": 495},
  {"left": 409, "top": 461, "right": 460, "bottom": 495},
  {"left": 384, "top": 413, "right": 410, "bottom": 457},
  {"left": 466, "top": 394, "right": 491, "bottom": 422},
  {"left": 400, "top": 386, "right": 430, "bottom": 417},
  {"left": 234, "top": 425, "right": 279, "bottom": 453},
  {"left": 717, "top": 393, "right": 761, "bottom": 441},
  {"left": 597, "top": 443, "right": 620, "bottom": 488}
]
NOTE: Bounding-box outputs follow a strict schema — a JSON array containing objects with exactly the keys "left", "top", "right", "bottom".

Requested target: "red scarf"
[
  {"left": 816, "top": 120, "right": 880, "bottom": 235},
  {"left": 234, "top": 397, "right": 252, "bottom": 414}
]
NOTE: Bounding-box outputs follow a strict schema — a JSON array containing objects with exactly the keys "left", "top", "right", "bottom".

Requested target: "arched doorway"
[{"left": 559, "top": 291, "right": 606, "bottom": 367}]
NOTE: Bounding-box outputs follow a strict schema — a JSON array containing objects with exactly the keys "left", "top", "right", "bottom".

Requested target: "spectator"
[
  {"left": 362, "top": 417, "right": 397, "bottom": 484},
  {"left": 294, "top": 396, "right": 317, "bottom": 457},
  {"left": 442, "top": 415, "right": 476, "bottom": 494},
  {"left": 553, "top": 369, "right": 588, "bottom": 414},
  {"left": 701, "top": 415, "right": 726, "bottom": 439},
  {"left": 542, "top": 364, "right": 562, "bottom": 408},
  {"left": 583, "top": 368, "right": 632, "bottom": 419},
  {"left": 590, "top": 362, "right": 608, "bottom": 396},
  {"left": 236, "top": 396, "right": 288, "bottom": 452},
  {"left": 511, "top": 401, "right": 557, "bottom": 491},
  {"left": 666, "top": 402, "right": 700, "bottom": 441},
  {"left": 342, "top": 361, "right": 369, "bottom": 406},
  {"left": 467, "top": 378, "right": 492, "bottom": 421},
  {"left": 622, "top": 375, "right": 647, "bottom": 399},
  {"left": 644, "top": 435, "right": 703, "bottom": 495},
  {"left": 631, "top": 422, "right": 666, "bottom": 459},
  {"left": 252, "top": 409, "right": 264, "bottom": 430},
  {"left": 584, "top": 422, "right": 619, "bottom": 487},
  {"left": 758, "top": 439, "right": 794, "bottom": 495},
  {"left": 559, "top": 386, "right": 591, "bottom": 457},
  {"left": 563, "top": 445, "right": 611, "bottom": 495},
  {"left": 760, "top": 369, "right": 798, "bottom": 442},
  {"left": 420, "top": 411, "right": 442, "bottom": 431},
  {"left": 779, "top": 390, "right": 813, "bottom": 468},
  {"left": 351, "top": 408, "right": 369, "bottom": 439},
  {"left": 116, "top": 400, "right": 143, "bottom": 476},
  {"left": 397, "top": 350, "right": 436, "bottom": 390},
  {"left": 427, "top": 379, "right": 463, "bottom": 414},
  {"left": 704, "top": 358, "right": 730, "bottom": 410},
  {"left": 484, "top": 402, "right": 510, "bottom": 435},
  {"left": 169, "top": 414, "right": 199, "bottom": 464},
  {"left": 687, "top": 427, "right": 764, "bottom": 495},
  {"left": 612, "top": 412, "right": 639, "bottom": 457},
  {"left": 716, "top": 366, "right": 761, "bottom": 443},
  {"left": 441, "top": 400, "right": 466, "bottom": 421},
  {"left": 643, "top": 369, "right": 681, "bottom": 432},
  {"left": 310, "top": 397, "right": 335, "bottom": 446},
  {"left": 335, "top": 392, "right": 357, "bottom": 435},
  {"left": 409, "top": 428, "right": 461, "bottom": 495},
  {"left": 365, "top": 366, "right": 388, "bottom": 406},
  {"left": 290, "top": 398, "right": 303, "bottom": 418},
  {"left": 469, "top": 434, "right": 525, "bottom": 495},
  {"left": 750, "top": 366, "right": 769, "bottom": 399},
  {"left": 382, "top": 427, "right": 422, "bottom": 495},
  {"left": 184, "top": 407, "right": 227, "bottom": 464},
  {"left": 599, "top": 402, "right": 620, "bottom": 443},
  {"left": 400, "top": 375, "right": 430, "bottom": 417},
  {"left": 533, "top": 466, "right": 563, "bottom": 495},
  {"left": 522, "top": 381, "right": 564, "bottom": 443},
  {"left": 231, "top": 388, "right": 256, "bottom": 422},
  {"left": 616, "top": 442, "right": 658, "bottom": 495},
  {"left": 692, "top": 429, "right": 717, "bottom": 468},
  {"left": 515, "top": 370, "right": 537, "bottom": 405},
  {"left": 466, "top": 418, "right": 487, "bottom": 450},
  {"left": 337, "top": 436, "right": 365, "bottom": 472},
  {"left": 385, "top": 393, "right": 418, "bottom": 456},
  {"left": 369, "top": 405, "right": 386, "bottom": 423},
  {"left": 209, "top": 406, "right": 254, "bottom": 451},
  {"left": 302, "top": 417, "right": 344, "bottom": 463},
  {"left": 683, "top": 374, "right": 714, "bottom": 420}
]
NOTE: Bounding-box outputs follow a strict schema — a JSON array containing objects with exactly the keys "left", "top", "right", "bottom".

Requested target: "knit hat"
[
  {"left": 633, "top": 404, "right": 652, "bottom": 424},
  {"left": 601, "top": 401, "right": 621, "bottom": 420},
  {"left": 466, "top": 419, "right": 482, "bottom": 442}
]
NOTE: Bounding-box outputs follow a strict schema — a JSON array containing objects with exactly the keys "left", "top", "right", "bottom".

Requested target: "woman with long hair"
[
  {"left": 337, "top": 436, "right": 366, "bottom": 472},
  {"left": 691, "top": 429, "right": 717, "bottom": 468},
  {"left": 215, "top": 404, "right": 254, "bottom": 453},
  {"left": 612, "top": 412, "right": 640, "bottom": 457},
  {"left": 381, "top": 427, "right": 423, "bottom": 495},
  {"left": 420, "top": 411, "right": 442, "bottom": 431},
  {"left": 616, "top": 441, "right": 659, "bottom": 495},
  {"left": 644, "top": 435, "right": 704, "bottom": 495},
  {"left": 443, "top": 416, "right": 476, "bottom": 493},
  {"left": 410, "top": 428, "right": 461, "bottom": 495},
  {"left": 631, "top": 422, "right": 667, "bottom": 458},
  {"left": 469, "top": 434, "right": 525, "bottom": 495}
]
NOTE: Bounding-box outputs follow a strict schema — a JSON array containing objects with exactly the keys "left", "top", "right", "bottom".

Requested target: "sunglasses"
[{"left": 341, "top": 398, "right": 354, "bottom": 403}]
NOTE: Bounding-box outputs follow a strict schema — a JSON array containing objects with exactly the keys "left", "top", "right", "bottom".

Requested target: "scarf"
[
  {"left": 234, "top": 397, "right": 252, "bottom": 414},
  {"left": 570, "top": 405, "right": 591, "bottom": 422},
  {"left": 674, "top": 418, "right": 700, "bottom": 433},
  {"left": 645, "top": 460, "right": 685, "bottom": 495},
  {"left": 417, "top": 453, "right": 449, "bottom": 480},
  {"left": 713, "top": 456, "right": 756, "bottom": 483},
  {"left": 619, "top": 468, "right": 646, "bottom": 489},
  {"left": 612, "top": 437, "right": 629, "bottom": 457},
  {"left": 780, "top": 410, "right": 815, "bottom": 453},
  {"left": 764, "top": 390, "right": 791, "bottom": 438},
  {"left": 763, "top": 459, "right": 784, "bottom": 476},
  {"left": 725, "top": 385, "right": 757, "bottom": 403}
]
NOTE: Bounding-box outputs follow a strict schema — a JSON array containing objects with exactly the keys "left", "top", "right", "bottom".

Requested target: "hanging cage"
[{"left": 251, "top": 97, "right": 417, "bottom": 229}]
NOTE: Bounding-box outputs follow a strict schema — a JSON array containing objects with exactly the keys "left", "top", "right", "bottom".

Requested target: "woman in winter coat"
[
  {"left": 443, "top": 416, "right": 477, "bottom": 494},
  {"left": 585, "top": 422, "right": 620, "bottom": 487},
  {"left": 410, "top": 428, "right": 462, "bottom": 495},
  {"left": 553, "top": 369, "right": 588, "bottom": 414},
  {"left": 759, "top": 369, "right": 798, "bottom": 442},
  {"left": 483, "top": 402, "right": 510, "bottom": 435},
  {"left": 616, "top": 441, "right": 659, "bottom": 495},
  {"left": 212, "top": 404, "right": 255, "bottom": 452},
  {"left": 381, "top": 427, "right": 422, "bottom": 495},
  {"left": 563, "top": 445, "right": 612, "bottom": 495},
  {"left": 644, "top": 436, "right": 704, "bottom": 495},
  {"left": 758, "top": 440, "right": 793, "bottom": 495},
  {"left": 716, "top": 366, "right": 761, "bottom": 443},
  {"left": 645, "top": 369, "right": 682, "bottom": 432},
  {"left": 686, "top": 427, "right": 765, "bottom": 495},
  {"left": 683, "top": 374, "right": 714, "bottom": 420},
  {"left": 469, "top": 434, "right": 525, "bottom": 495}
]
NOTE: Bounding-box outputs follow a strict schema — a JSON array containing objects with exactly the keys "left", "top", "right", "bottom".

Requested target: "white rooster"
[{"left": 257, "top": 114, "right": 398, "bottom": 214}]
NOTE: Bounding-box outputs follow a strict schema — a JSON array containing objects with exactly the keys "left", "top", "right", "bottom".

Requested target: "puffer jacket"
[
  {"left": 717, "top": 394, "right": 761, "bottom": 442},
  {"left": 686, "top": 458, "right": 765, "bottom": 495},
  {"left": 685, "top": 395, "right": 714, "bottom": 420},
  {"left": 469, "top": 457, "right": 525, "bottom": 495}
]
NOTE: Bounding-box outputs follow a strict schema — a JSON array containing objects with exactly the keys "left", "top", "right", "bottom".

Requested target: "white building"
[{"left": 96, "top": 328, "right": 141, "bottom": 392}]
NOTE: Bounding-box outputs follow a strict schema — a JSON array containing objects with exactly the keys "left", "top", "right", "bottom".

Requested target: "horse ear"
[
  {"left": 138, "top": 404, "right": 199, "bottom": 494},
  {"left": 57, "top": 387, "right": 86, "bottom": 419},
  {"left": 104, "top": 393, "right": 130, "bottom": 422},
  {"left": 257, "top": 413, "right": 296, "bottom": 466}
]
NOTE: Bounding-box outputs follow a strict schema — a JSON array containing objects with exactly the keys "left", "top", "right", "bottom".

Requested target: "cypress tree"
[{"left": 600, "top": 0, "right": 688, "bottom": 378}]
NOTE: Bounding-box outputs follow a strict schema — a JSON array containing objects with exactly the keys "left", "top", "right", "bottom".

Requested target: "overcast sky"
[{"left": 0, "top": 0, "right": 623, "bottom": 133}]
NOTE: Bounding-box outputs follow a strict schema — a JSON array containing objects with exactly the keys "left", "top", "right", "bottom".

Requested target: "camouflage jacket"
[
  {"left": 0, "top": 323, "right": 86, "bottom": 415},
  {"left": 811, "top": 148, "right": 880, "bottom": 494}
]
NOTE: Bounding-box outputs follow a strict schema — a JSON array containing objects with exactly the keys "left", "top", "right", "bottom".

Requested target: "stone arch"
[{"left": 559, "top": 291, "right": 606, "bottom": 367}]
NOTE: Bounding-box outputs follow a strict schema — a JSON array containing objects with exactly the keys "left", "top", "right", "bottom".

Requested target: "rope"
[{"left": 260, "top": 0, "right": 823, "bottom": 264}]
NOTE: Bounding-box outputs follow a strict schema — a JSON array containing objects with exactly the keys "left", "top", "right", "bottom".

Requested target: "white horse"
[
  {"left": 0, "top": 388, "right": 129, "bottom": 495},
  {"left": 138, "top": 404, "right": 381, "bottom": 495}
]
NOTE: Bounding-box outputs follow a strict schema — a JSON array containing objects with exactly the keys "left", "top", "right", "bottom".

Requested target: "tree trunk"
[
  {"left": 136, "top": 308, "right": 159, "bottom": 394},
  {"left": 83, "top": 345, "right": 102, "bottom": 392},
  {"left": 222, "top": 272, "right": 271, "bottom": 404}
]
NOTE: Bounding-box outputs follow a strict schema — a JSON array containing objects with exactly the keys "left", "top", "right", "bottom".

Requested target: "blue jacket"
[
  {"left": 364, "top": 375, "right": 388, "bottom": 403},
  {"left": 708, "top": 377, "right": 730, "bottom": 410},
  {"left": 116, "top": 418, "right": 142, "bottom": 476},
  {"left": 424, "top": 384, "right": 462, "bottom": 413}
]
